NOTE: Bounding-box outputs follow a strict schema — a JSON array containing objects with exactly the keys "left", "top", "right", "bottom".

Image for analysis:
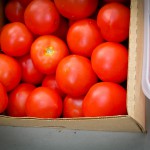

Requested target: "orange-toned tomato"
[{"left": 31, "top": 35, "right": 69, "bottom": 74}]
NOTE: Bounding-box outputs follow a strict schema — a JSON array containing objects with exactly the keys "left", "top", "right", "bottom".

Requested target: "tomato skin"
[
  {"left": 17, "top": 0, "right": 33, "bottom": 7},
  {"left": 24, "top": 0, "right": 60, "bottom": 35},
  {"left": 54, "top": 0, "right": 98, "bottom": 20},
  {"left": 56, "top": 55, "right": 98, "bottom": 97},
  {"left": 18, "top": 54, "right": 45, "bottom": 85},
  {"left": 0, "top": 82, "right": 8, "bottom": 113},
  {"left": 42, "top": 74, "right": 65, "bottom": 98},
  {"left": 63, "top": 95, "right": 84, "bottom": 118},
  {"left": 0, "top": 54, "right": 22, "bottom": 91},
  {"left": 26, "top": 87, "right": 63, "bottom": 118},
  {"left": 0, "top": 22, "right": 33, "bottom": 57},
  {"left": 82, "top": 82, "right": 127, "bottom": 117},
  {"left": 5, "top": 0, "right": 25, "bottom": 23},
  {"left": 97, "top": 2, "right": 130, "bottom": 42},
  {"left": 67, "top": 19, "right": 103, "bottom": 57},
  {"left": 91, "top": 42, "right": 128, "bottom": 83},
  {"left": 31, "top": 35, "right": 69, "bottom": 75},
  {"left": 7, "top": 83, "right": 35, "bottom": 117},
  {"left": 53, "top": 16, "right": 69, "bottom": 41}
]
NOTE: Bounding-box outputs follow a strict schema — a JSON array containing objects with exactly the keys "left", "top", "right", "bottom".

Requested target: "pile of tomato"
[{"left": 0, "top": 0, "right": 130, "bottom": 119}]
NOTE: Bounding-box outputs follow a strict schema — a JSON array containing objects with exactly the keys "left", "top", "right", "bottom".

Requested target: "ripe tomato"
[
  {"left": 97, "top": 2, "right": 130, "bottom": 42},
  {"left": 31, "top": 35, "right": 69, "bottom": 75},
  {"left": 24, "top": 0, "right": 60, "bottom": 35},
  {"left": 5, "top": 0, "right": 25, "bottom": 23},
  {"left": 91, "top": 42, "right": 128, "bottom": 83},
  {"left": 63, "top": 95, "right": 84, "bottom": 118},
  {"left": 0, "top": 54, "right": 22, "bottom": 91},
  {"left": 53, "top": 16, "right": 69, "bottom": 41},
  {"left": 67, "top": 19, "right": 103, "bottom": 57},
  {"left": 18, "top": 54, "right": 44, "bottom": 85},
  {"left": 0, "top": 22, "right": 33, "bottom": 57},
  {"left": 26, "top": 87, "right": 63, "bottom": 118},
  {"left": 0, "top": 82, "right": 8, "bottom": 113},
  {"left": 42, "top": 74, "right": 65, "bottom": 98},
  {"left": 17, "top": 0, "right": 33, "bottom": 7},
  {"left": 56, "top": 55, "right": 98, "bottom": 97},
  {"left": 82, "top": 82, "right": 127, "bottom": 117},
  {"left": 7, "top": 83, "right": 35, "bottom": 117},
  {"left": 54, "top": 0, "right": 98, "bottom": 20}
]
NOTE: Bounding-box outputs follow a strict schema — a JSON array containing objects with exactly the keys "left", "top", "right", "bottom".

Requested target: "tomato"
[
  {"left": 7, "top": 83, "right": 35, "bottom": 117},
  {"left": 82, "top": 82, "right": 127, "bottom": 117},
  {"left": 5, "top": 0, "right": 25, "bottom": 23},
  {"left": 63, "top": 95, "right": 84, "bottom": 118},
  {"left": 53, "top": 16, "right": 69, "bottom": 41},
  {"left": 24, "top": 0, "right": 60, "bottom": 35},
  {"left": 42, "top": 74, "right": 65, "bottom": 98},
  {"left": 67, "top": 19, "right": 103, "bottom": 57},
  {"left": 0, "top": 54, "right": 22, "bottom": 91},
  {"left": 31, "top": 35, "right": 69, "bottom": 75},
  {"left": 56, "top": 55, "right": 98, "bottom": 97},
  {"left": 0, "top": 82, "right": 8, "bottom": 113},
  {"left": 97, "top": 2, "right": 130, "bottom": 42},
  {"left": 0, "top": 22, "right": 33, "bottom": 57},
  {"left": 17, "top": 0, "right": 33, "bottom": 7},
  {"left": 18, "top": 54, "right": 44, "bottom": 85},
  {"left": 26, "top": 87, "right": 63, "bottom": 118},
  {"left": 91, "top": 42, "right": 128, "bottom": 83},
  {"left": 54, "top": 0, "right": 98, "bottom": 20}
]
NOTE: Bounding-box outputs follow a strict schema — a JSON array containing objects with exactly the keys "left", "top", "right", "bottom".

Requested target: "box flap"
[
  {"left": 0, "top": 115, "right": 145, "bottom": 132},
  {"left": 127, "top": 0, "right": 146, "bottom": 131}
]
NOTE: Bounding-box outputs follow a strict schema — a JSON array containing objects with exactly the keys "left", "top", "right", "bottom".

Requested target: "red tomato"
[
  {"left": 0, "top": 82, "right": 8, "bottom": 113},
  {"left": 24, "top": 0, "right": 60, "bottom": 35},
  {"left": 53, "top": 16, "right": 69, "bottom": 41},
  {"left": 63, "top": 95, "right": 84, "bottom": 118},
  {"left": 31, "top": 35, "right": 69, "bottom": 74},
  {"left": 17, "top": 0, "right": 33, "bottom": 7},
  {"left": 42, "top": 74, "right": 65, "bottom": 98},
  {"left": 56, "top": 55, "right": 98, "bottom": 97},
  {"left": 7, "top": 83, "right": 35, "bottom": 117},
  {"left": 0, "top": 54, "right": 22, "bottom": 91},
  {"left": 5, "top": 0, "right": 25, "bottom": 23},
  {"left": 54, "top": 0, "right": 98, "bottom": 20},
  {"left": 97, "top": 2, "right": 130, "bottom": 42},
  {"left": 82, "top": 82, "right": 127, "bottom": 117},
  {"left": 0, "top": 22, "right": 33, "bottom": 57},
  {"left": 18, "top": 54, "right": 44, "bottom": 85},
  {"left": 26, "top": 87, "right": 63, "bottom": 118},
  {"left": 67, "top": 19, "right": 103, "bottom": 57},
  {"left": 91, "top": 42, "right": 128, "bottom": 83}
]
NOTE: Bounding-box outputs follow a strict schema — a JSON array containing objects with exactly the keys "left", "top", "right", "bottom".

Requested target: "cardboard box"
[{"left": 0, "top": 0, "right": 146, "bottom": 132}]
